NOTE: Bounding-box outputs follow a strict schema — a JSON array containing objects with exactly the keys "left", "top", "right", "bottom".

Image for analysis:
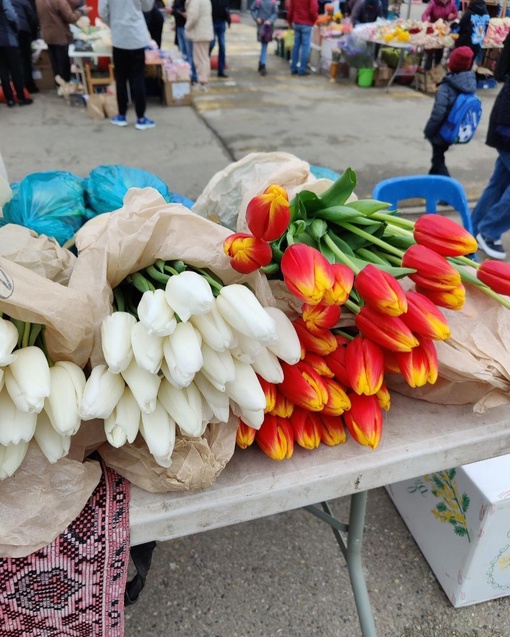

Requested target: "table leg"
[{"left": 386, "top": 49, "right": 405, "bottom": 91}]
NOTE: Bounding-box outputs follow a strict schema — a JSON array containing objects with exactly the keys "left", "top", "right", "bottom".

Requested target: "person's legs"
[
  {"left": 298, "top": 25, "right": 312, "bottom": 75},
  {"left": 476, "top": 151, "right": 510, "bottom": 242},
  {"left": 0, "top": 47, "right": 14, "bottom": 103},
  {"left": 215, "top": 21, "right": 227, "bottom": 75},
  {"left": 52, "top": 44, "right": 71, "bottom": 82},
  {"left": 112, "top": 46, "right": 130, "bottom": 117},
  {"left": 18, "top": 31, "right": 37, "bottom": 92},
  {"left": 176, "top": 26, "right": 188, "bottom": 58},
  {"left": 185, "top": 39, "right": 198, "bottom": 83},
  {"left": 193, "top": 41, "right": 211, "bottom": 85},
  {"left": 290, "top": 24, "right": 303, "bottom": 74},
  {"left": 127, "top": 48, "right": 148, "bottom": 120},
  {"left": 471, "top": 153, "right": 510, "bottom": 236},
  {"left": 259, "top": 41, "right": 268, "bottom": 70},
  {"left": 429, "top": 143, "right": 450, "bottom": 177},
  {"left": 5, "top": 46, "right": 27, "bottom": 102}
]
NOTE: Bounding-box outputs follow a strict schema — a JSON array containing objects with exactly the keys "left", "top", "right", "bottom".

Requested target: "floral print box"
[{"left": 386, "top": 455, "right": 510, "bottom": 607}]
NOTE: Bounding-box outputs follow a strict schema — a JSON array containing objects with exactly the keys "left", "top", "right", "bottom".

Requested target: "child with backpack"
[{"left": 424, "top": 46, "right": 479, "bottom": 177}]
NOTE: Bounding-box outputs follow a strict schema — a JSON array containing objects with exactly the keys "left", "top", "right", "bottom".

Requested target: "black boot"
[{"left": 259, "top": 64, "right": 267, "bottom": 76}]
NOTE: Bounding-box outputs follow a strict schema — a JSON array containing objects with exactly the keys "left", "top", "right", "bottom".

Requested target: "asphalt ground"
[{"left": 1, "top": 8, "right": 510, "bottom": 636}]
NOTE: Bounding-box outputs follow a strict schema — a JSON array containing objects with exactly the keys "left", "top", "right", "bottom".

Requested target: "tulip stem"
[
  {"left": 192, "top": 267, "right": 224, "bottom": 293},
  {"left": 451, "top": 255, "right": 480, "bottom": 269},
  {"left": 22, "top": 321, "right": 31, "bottom": 349},
  {"left": 370, "top": 211, "right": 415, "bottom": 230},
  {"left": 344, "top": 299, "right": 361, "bottom": 314},
  {"left": 323, "top": 233, "right": 360, "bottom": 273},
  {"left": 333, "top": 328, "right": 354, "bottom": 341},
  {"left": 338, "top": 222, "right": 406, "bottom": 258}
]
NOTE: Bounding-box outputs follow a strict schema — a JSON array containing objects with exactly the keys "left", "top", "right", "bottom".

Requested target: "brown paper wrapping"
[{"left": 0, "top": 442, "right": 102, "bottom": 558}]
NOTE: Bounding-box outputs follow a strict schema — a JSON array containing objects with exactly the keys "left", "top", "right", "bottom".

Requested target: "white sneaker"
[{"left": 476, "top": 233, "right": 507, "bottom": 260}]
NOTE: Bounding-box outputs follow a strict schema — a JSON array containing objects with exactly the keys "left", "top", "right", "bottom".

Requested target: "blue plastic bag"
[
  {"left": 1, "top": 171, "right": 87, "bottom": 246},
  {"left": 84, "top": 165, "right": 173, "bottom": 215}
]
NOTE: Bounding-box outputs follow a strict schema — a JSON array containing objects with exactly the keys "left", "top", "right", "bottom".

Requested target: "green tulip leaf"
[
  {"left": 318, "top": 167, "right": 357, "bottom": 208},
  {"left": 347, "top": 199, "right": 392, "bottom": 215},
  {"left": 314, "top": 205, "right": 363, "bottom": 223},
  {"left": 309, "top": 219, "right": 329, "bottom": 240}
]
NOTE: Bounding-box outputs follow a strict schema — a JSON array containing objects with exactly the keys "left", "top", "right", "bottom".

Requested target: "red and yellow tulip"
[
  {"left": 245, "top": 184, "right": 291, "bottom": 242},
  {"left": 319, "top": 414, "right": 347, "bottom": 446},
  {"left": 395, "top": 338, "right": 438, "bottom": 388},
  {"left": 269, "top": 389, "right": 295, "bottom": 418},
  {"left": 325, "top": 343, "right": 351, "bottom": 388},
  {"left": 279, "top": 361, "right": 329, "bottom": 412},
  {"left": 415, "top": 284, "right": 466, "bottom": 311},
  {"left": 280, "top": 244, "right": 335, "bottom": 306},
  {"left": 302, "top": 303, "right": 341, "bottom": 334},
  {"left": 343, "top": 393, "right": 383, "bottom": 449},
  {"left": 290, "top": 408, "right": 322, "bottom": 450},
  {"left": 345, "top": 336, "right": 385, "bottom": 395},
  {"left": 402, "top": 245, "right": 461, "bottom": 291},
  {"left": 355, "top": 306, "right": 420, "bottom": 352},
  {"left": 303, "top": 351, "right": 335, "bottom": 378},
  {"left": 293, "top": 318, "right": 338, "bottom": 356},
  {"left": 413, "top": 215, "right": 478, "bottom": 257},
  {"left": 236, "top": 419, "right": 256, "bottom": 449},
  {"left": 255, "top": 414, "right": 294, "bottom": 460},
  {"left": 355, "top": 264, "right": 407, "bottom": 316},
  {"left": 223, "top": 233, "right": 272, "bottom": 274},
  {"left": 322, "top": 263, "right": 355, "bottom": 306},
  {"left": 401, "top": 291, "right": 451, "bottom": 341},
  {"left": 375, "top": 383, "right": 391, "bottom": 411},
  {"left": 477, "top": 260, "right": 510, "bottom": 296},
  {"left": 321, "top": 377, "right": 351, "bottom": 416},
  {"left": 257, "top": 375, "right": 277, "bottom": 413}
]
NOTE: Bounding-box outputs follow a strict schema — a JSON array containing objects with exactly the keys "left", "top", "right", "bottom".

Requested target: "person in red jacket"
[
  {"left": 287, "top": 0, "right": 318, "bottom": 76},
  {"left": 421, "top": 0, "right": 458, "bottom": 70}
]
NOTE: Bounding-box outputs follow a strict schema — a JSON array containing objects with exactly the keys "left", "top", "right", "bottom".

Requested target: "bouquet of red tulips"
[{"left": 224, "top": 169, "right": 510, "bottom": 461}]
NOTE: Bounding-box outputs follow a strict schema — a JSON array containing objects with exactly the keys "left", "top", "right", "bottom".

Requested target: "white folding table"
[{"left": 130, "top": 393, "right": 510, "bottom": 636}]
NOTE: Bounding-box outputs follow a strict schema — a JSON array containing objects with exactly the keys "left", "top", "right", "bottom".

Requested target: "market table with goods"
[{"left": 1, "top": 154, "right": 510, "bottom": 636}]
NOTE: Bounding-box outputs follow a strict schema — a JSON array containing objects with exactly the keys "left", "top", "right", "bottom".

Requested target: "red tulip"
[
  {"left": 280, "top": 244, "right": 335, "bottom": 305},
  {"left": 321, "top": 377, "right": 351, "bottom": 416},
  {"left": 319, "top": 414, "right": 347, "bottom": 446},
  {"left": 355, "top": 306, "right": 420, "bottom": 352},
  {"left": 236, "top": 419, "right": 256, "bottom": 449},
  {"left": 255, "top": 414, "right": 294, "bottom": 460},
  {"left": 223, "top": 233, "right": 272, "bottom": 274},
  {"left": 415, "top": 284, "right": 466, "bottom": 311},
  {"left": 343, "top": 394, "right": 383, "bottom": 449},
  {"left": 477, "top": 260, "right": 510, "bottom": 296},
  {"left": 269, "top": 389, "right": 295, "bottom": 418},
  {"left": 325, "top": 343, "right": 351, "bottom": 388},
  {"left": 279, "top": 361, "right": 329, "bottom": 412},
  {"left": 345, "top": 336, "right": 385, "bottom": 396},
  {"left": 302, "top": 303, "right": 341, "bottom": 334},
  {"left": 257, "top": 375, "right": 277, "bottom": 413},
  {"left": 354, "top": 264, "right": 407, "bottom": 316},
  {"left": 401, "top": 291, "right": 451, "bottom": 341},
  {"left": 289, "top": 408, "right": 321, "bottom": 450},
  {"left": 302, "top": 351, "right": 335, "bottom": 378},
  {"left": 245, "top": 184, "right": 291, "bottom": 241},
  {"left": 413, "top": 215, "right": 478, "bottom": 257},
  {"left": 322, "top": 264, "right": 355, "bottom": 306},
  {"left": 402, "top": 245, "right": 461, "bottom": 291},
  {"left": 382, "top": 348, "right": 400, "bottom": 374},
  {"left": 293, "top": 318, "right": 338, "bottom": 356},
  {"left": 376, "top": 383, "right": 391, "bottom": 411},
  {"left": 395, "top": 338, "right": 438, "bottom": 388}
]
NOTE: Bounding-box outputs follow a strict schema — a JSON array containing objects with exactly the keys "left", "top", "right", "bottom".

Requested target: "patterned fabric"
[{"left": 0, "top": 465, "right": 130, "bottom": 637}]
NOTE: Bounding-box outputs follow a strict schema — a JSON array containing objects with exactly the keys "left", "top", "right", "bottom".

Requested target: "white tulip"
[
  {"left": 0, "top": 385, "right": 37, "bottom": 445},
  {"left": 251, "top": 347, "right": 284, "bottom": 384},
  {"left": 194, "top": 373, "right": 230, "bottom": 423},
  {"left": 264, "top": 307, "right": 302, "bottom": 365},
  {"left": 137, "top": 289, "right": 177, "bottom": 336},
  {"left": 101, "top": 312, "right": 136, "bottom": 374},
  {"left": 158, "top": 379, "right": 204, "bottom": 437},
  {"left": 5, "top": 346, "right": 50, "bottom": 414},
  {"left": 200, "top": 344, "right": 236, "bottom": 392},
  {"left": 0, "top": 440, "right": 29, "bottom": 480},
  {"left": 79, "top": 364, "right": 125, "bottom": 420},
  {"left": 45, "top": 361, "right": 86, "bottom": 435},
  {"left": 230, "top": 329, "right": 264, "bottom": 364},
  {"left": 216, "top": 285, "right": 278, "bottom": 346},
  {"left": 35, "top": 409, "right": 71, "bottom": 463},
  {"left": 164, "top": 271, "right": 214, "bottom": 322},
  {"left": 131, "top": 322, "right": 164, "bottom": 374},
  {"left": 190, "top": 301, "right": 235, "bottom": 351},
  {"left": 160, "top": 356, "right": 194, "bottom": 389},
  {"left": 231, "top": 401, "right": 265, "bottom": 430},
  {"left": 0, "top": 318, "right": 19, "bottom": 366},
  {"left": 0, "top": 368, "right": 4, "bottom": 392},
  {"left": 104, "top": 386, "right": 140, "bottom": 448},
  {"left": 121, "top": 358, "right": 161, "bottom": 414},
  {"left": 140, "top": 399, "right": 176, "bottom": 467},
  {"left": 225, "top": 358, "right": 267, "bottom": 412},
  {"left": 164, "top": 322, "right": 203, "bottom": 377}
]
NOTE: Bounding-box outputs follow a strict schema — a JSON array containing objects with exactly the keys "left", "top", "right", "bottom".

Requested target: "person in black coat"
[
  {"left": 471, "top": 32, "right": 510, "bottom": 259},
  {"left": 143, "top": 4, "right": 164, "bottom": 48},
  {"left": 350, "top": 0, "right": 383, "bottom": 25},
  {"left": 209, "top": 0, "right": 230, "bottom": 78},
  {"left": 452, "top": 0, "right": 489, "bottom": 66},
  {"left": 11, "top": 0, "right": 38, "bottom": 92},
  {"left": 0, "top": 0, "right": 32, "bottom": 105},
  {"left": 424, "top": 46, "right": 476, "bottom": 177}
]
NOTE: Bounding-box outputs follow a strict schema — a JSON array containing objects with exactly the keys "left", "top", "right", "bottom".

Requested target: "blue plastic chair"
[{"left": 372, "top": 175, "right": 474, "bottom": 235}]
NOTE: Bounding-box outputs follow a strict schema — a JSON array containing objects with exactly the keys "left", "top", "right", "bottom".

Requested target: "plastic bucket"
[{"left": 357, "top": 68, "right": 374, "bottom": 87}]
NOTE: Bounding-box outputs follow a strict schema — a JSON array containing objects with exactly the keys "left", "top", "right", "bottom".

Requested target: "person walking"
[
  {"left": 452, "top": 0, "right": 489, "bottom": 66},
  {"left": 0, "top": 0, "right": 33, "bottom": 106},
  {"left": 169, "top": 0, "right": 198, "bottom": 84},
  {"left": 35, "top": 0, "right": 90, "bottom": 84},
  {"left": 423, "top": 46, "right": 476, "bottom": 177},
  {"left": 11, "top": 0, "right": 39, "bottom": 93},
  {"left": 209, "top": 0, "right": 230, "bottom": 78},
  {"left": 185, "top": 0, "right": 213, "bottom": 90},
  {"left": 471, "top": 32, "right": 510, "bottom": 260},
  {"left": 287, "top": 0, "right": 318, "bottom": 76},
  {"left": 250, "top": 0, "right": 278, "bottom": 76},
  {"left": 98, "top": 0, "right": 156, "bottom": 130}
]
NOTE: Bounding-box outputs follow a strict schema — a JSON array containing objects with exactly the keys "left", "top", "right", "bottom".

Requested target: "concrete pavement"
[{"left": 1, "top": 11, "right": 510, "bottom": 637}]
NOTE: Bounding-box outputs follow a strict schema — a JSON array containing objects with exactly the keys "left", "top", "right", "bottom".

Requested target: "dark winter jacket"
[
  {"left": 171, "top": 0, "right": 186, "bottom": 28},
  {"left": 486, "top": 33, "right": 510, "bottom": 152},
  {"left": 12, "top": 0, "right": 38, "bottom": 36},
  {"left": 424, "top": 70, "right": 477, "bottom": 146},
  {"left": 453, "top": 0, "right": 489, "bottom": 55},
  {"left": 351, "top": 0, "right": 383, "bottom": 25},
  {"left": 0, "top": 0, "right": 19, "bottom": 47},
  {"left": 210, "top": 0, "right": 230, "bottom": 24}
]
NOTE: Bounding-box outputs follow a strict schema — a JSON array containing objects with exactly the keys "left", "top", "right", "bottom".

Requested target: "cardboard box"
[
  {"left": 163, "top": 80, "right": 192, "bottom": 106},
  {"left": 33, "top": 50, "right": 55, "bottom": 91},
  {"left": 386, "top": 454, "right": 510, "bottom": 607},
  {"left": 374, "top": 65, "right": 392, "bottom": 87}
]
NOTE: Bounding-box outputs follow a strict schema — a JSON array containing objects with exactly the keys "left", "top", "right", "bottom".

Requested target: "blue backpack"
[{"left": 439, "top": 93, "right": 483, "bottom": 145}]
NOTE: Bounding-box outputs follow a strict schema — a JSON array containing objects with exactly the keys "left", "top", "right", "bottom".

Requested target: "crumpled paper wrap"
[
  {"left": 387, "top": 284, "right": 510, "bottom": 413},
  {"left": 0, "top": 441, "right": 101, "bottom": 558},
  {"left": 70, "top": 187, "right": 276, "bottom": 491},
  {"left": 98, "top": 418, "right": 238, "bottom": 493}
]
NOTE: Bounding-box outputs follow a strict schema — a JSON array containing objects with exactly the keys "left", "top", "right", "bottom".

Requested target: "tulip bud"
[
  {"left": 255, "top": 414, "right": 294, "bottom": 460},
  {"left": 245, "top": 184, "right": 291, "bottom": 241},
  {"left": 269, "top": 389, "right": 295, "bottom": 418},
  {"left": 264, "top": 307, "right": 301, "bottom": 365},
  {"left": 223, "top": 233, "right": 272, "bottom": 274},
  {"left": 201, "top": 343, "right": 236, "bottom": 392},
  {"left": 477, "top": 260, "right": 510, "bottom": 296},
  {"left": 165, "top": 321, "right": 204, "bottom": 378},
  {"left": 121, "top": 358, "right": 161, "bottom": 415},
  {"left": 402, "top": 245, "right": 461, "bottom": 291},
  {"left": 345, "top": 336, "right": 385, "bottom": 396},
  {"left": 344, "top": 393, "right": 383, "bottom": 449},
  {"left": 140, "top": 399, "right": 176, "bottom": 467},
  {"left": 293, "top": 318, "right": 338, "bottom": 356},
  {"left": 355, "top": 306, "right": 420, "bottom": 352},
  {"left": 131, "top": 322, "right": 164, "bottom": 374},
  {"left": 194, "top": 373, "right": 230, "bottom": 423},
  {"left": 322, "top": 264, "right": 355, "bottom": 307},
  {"left": 5, "top": 346, "right": 51, "bottom": 414},
  {"left": 44, "top": 361, "right": 86, "bottom": 435},
  {"left": 35, "top": 409, "right": 71, "bottom": 463},
  {"left": 165, "top": 271, "right": 215, "bottom": 322},
  {"left": 413, "top": 215, "right": 478, "bottom": 257},
  {"left": 225, "top": 358, "right": 267, "bottom": 412},
  {"left": 0, "top": 385, "right": 37, "bottom": 445},
  {"left": 256, "top": 375, "right": 277, "bottom": 412},
  {"left": 325, "top": 344, "right": 351, "bottom": 388},
  {"left": 251, "top": 347, "right": 284, "bottom": 384},
  {"left": 101, "top": 312, "right": 136, "bottom": 373},
  {"left": 302, "top": 303, "right": 341, "bottom": 333},
  {"left": 280, "top": 244, "right": 335, "bottom": 306},
  {"left": 0, "top": 440, "right": 29, "bottom": 480},
  {"left": 160, "top": 356, "right": 194, "bottom": 389},
  {"left": 216, "top": 284, "right": 278, "bottom": 346},
  {"left": 79, "top": 364, "right": 125, "bottom": 420},
  {"left": 190, "top": 300, "right": 235, "bottom": 351},
  {"left": 230, "top": 329, "right": 264, "bottom": 363},
  {"left": 279, "top": 361, "right": 329, "bottom": 412},
  {"left": 231, "top": 402, "right": 265, "bottom": 430},
  {"left": 321, "top": 377, "right": 351, "bottom": 416},
  {"left": 415, "top": 284, "right": 466, "bottom": 311},
  {"left": 289, "top": 408, "right": 321, "bottom": 450},
  {"left": 236, "top": 419, "right": 256, "bottom": 449},
  {"left": 395, "top": 338, "right": 438, "bottom": 388},
  {"left": 303, "top": 351, "right": 335, "bottom": 378},
  {"left": 402, "top": 292, "right": 451, "bottom": 341},
  {"left": 0, "top": 318, "right": 19, "bottom": 366},
  {"left": 159, "top": 378, "right": 204, "bottom": 437},
  {"left": 354, "top": 264, "right": 407, "bottom": 316},
  {"left": 375, "top": 382, "right": 391, "bottom": 411},
  {"left": 137, "top": 289, "right": 177, "bottom": 336},
  {"left": 104, "top": 386, "right": 141, "bottom": 447},
  {"left": 319, "top": 414, "right": 347, "bottom": 446}
]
